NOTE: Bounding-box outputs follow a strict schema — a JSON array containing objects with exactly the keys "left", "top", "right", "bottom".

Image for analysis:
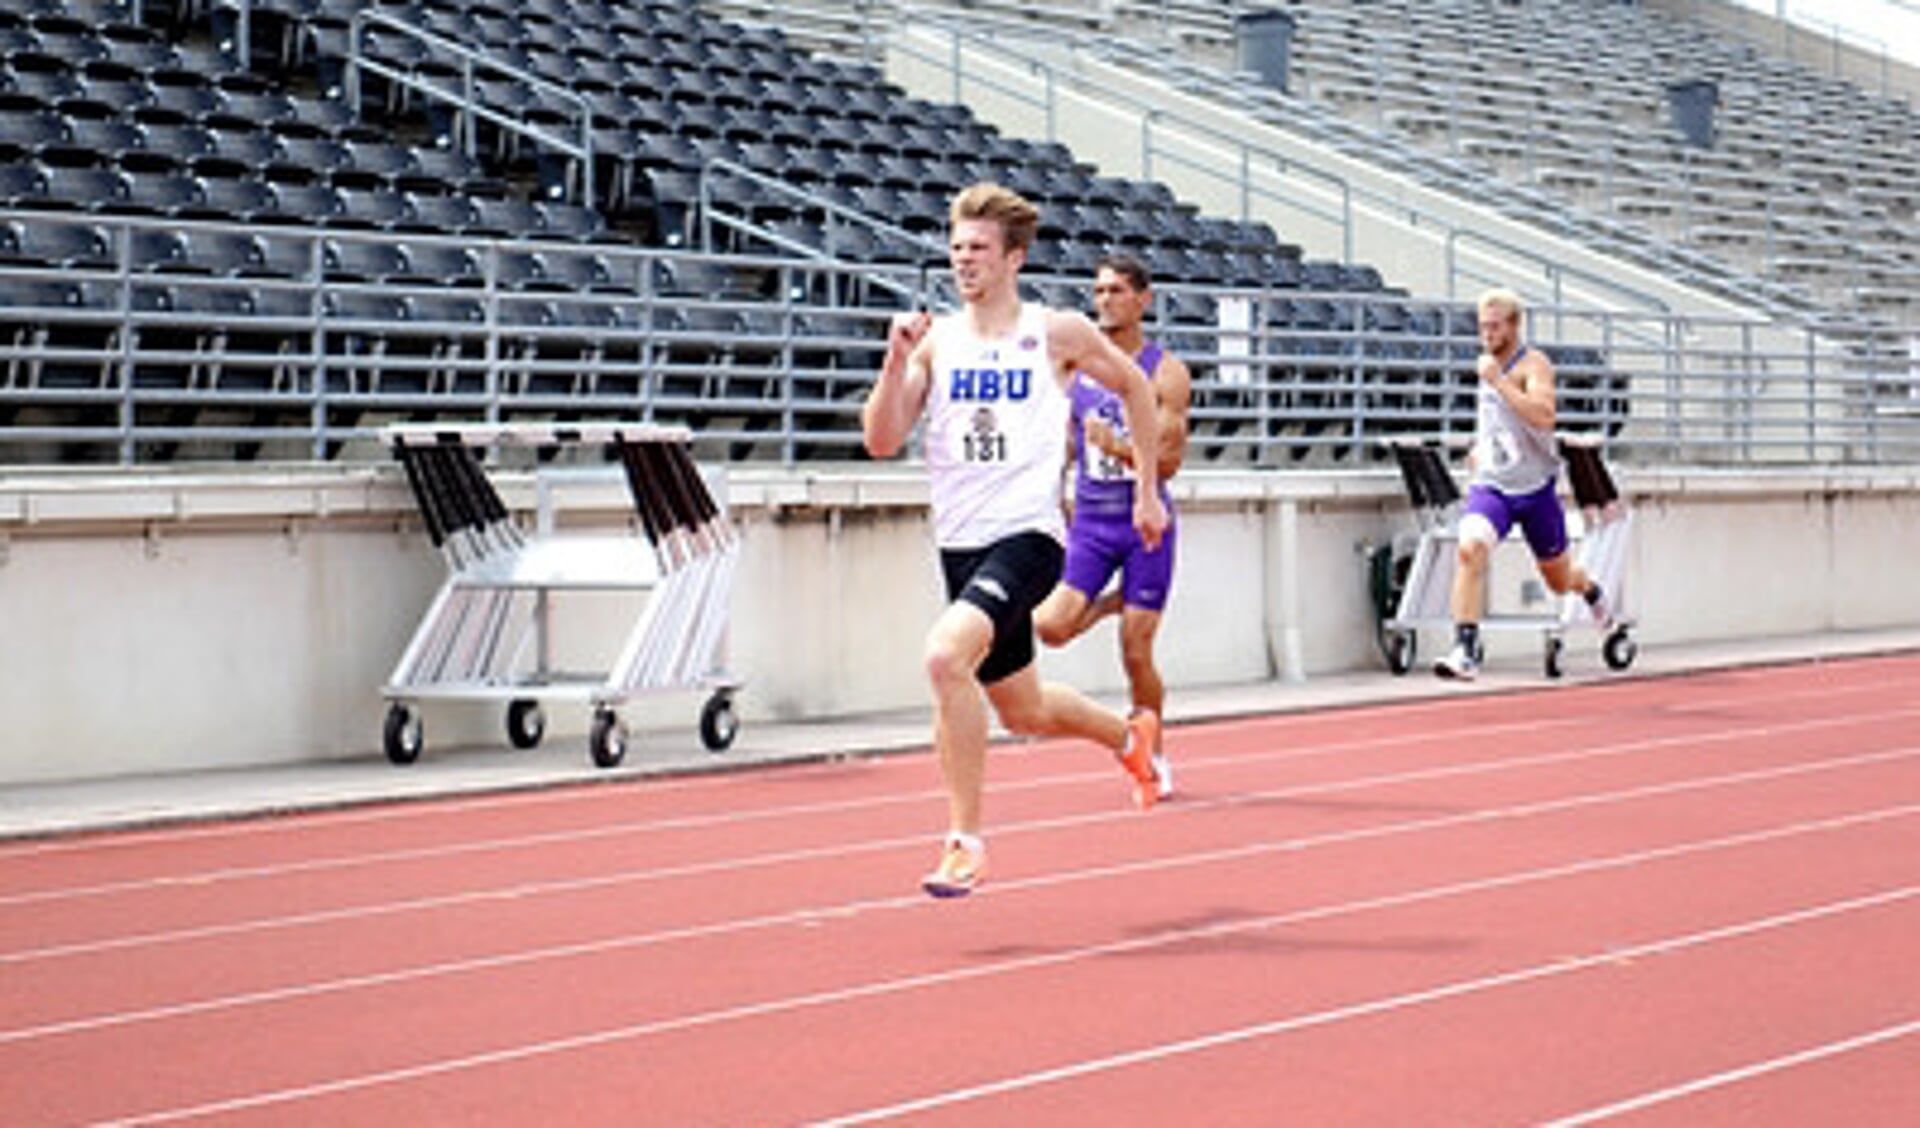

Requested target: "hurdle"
[
  {"left": 1374, "top": 437, "right": 1638, "bottom": 678},
  {"left": 381, "top": 422, "right": 741, "bottom": 768}
]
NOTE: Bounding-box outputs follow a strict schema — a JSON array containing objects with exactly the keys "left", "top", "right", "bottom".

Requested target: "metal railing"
[
  {"left": 828, "top": 0, "right": 1911, "bottom": 325},
  {"left": 344, "top": 9, "right": 597, "bottom": 207},
  {"left": 1282, "top": 26, "right": 1917, "bottom": 310},
  {"left": 3, "top": 211, "right": 1916, "bottom": 468},
  {"left": 887, "top": 8, "right": 1687, "bottom": 319}
]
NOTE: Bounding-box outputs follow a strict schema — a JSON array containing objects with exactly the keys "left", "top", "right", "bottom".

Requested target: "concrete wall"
[{"left": 2, "top": 462, "right": 1917, "bottom": 786}]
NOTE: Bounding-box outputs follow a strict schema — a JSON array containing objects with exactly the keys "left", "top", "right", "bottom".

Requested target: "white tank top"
[
  {"left": 924, "top": 303, "right": 1070, "bottom": 549},
  {"left": 1472, "top": 345, "right": 1560, "bottom": 495}
]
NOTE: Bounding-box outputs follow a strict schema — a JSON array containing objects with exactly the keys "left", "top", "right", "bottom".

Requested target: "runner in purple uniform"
[{"left": 1035, "top": 255, "right": 1192, "bottom": 798}]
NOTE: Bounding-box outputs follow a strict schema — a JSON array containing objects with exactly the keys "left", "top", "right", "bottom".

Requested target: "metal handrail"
[
  {"left": 889, "top": 8, "right": 1682, "bottom": 320},
  {"left": 3, "top": 207, "right": 1916, "bottom": 467},
  {"left": 694, "top": 158, "right": 942, "bottom": 305},
  {"left": 345, "top": 9, "right": 596, "bottom": 207}
]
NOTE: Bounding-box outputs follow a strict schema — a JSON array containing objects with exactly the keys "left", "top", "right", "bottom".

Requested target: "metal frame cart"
[
  {"left": 382, "top": 422, "right": 741, "bottom": 768},
  {"left": 1369, "top": 437, "right": 1638, "bottom": 678}
]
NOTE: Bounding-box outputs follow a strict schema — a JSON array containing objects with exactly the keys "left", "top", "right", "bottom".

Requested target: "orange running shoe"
[
  {"left": 921, "top": 834, "right": 986, "bottom": 898},
  {"left": 1121, "top": 709, "right": 1161, "bottom": 810}
]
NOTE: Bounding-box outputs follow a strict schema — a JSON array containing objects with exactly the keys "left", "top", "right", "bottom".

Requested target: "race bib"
[
  {"left": 1083, "top": 407, "right": 1134, "bottom": 482},
  {"left": 1489, "top": 432, "right": 1520, "bottom": 471},
  {"left": 960, "top": 405, "right": 1008, "bottom": 464}
]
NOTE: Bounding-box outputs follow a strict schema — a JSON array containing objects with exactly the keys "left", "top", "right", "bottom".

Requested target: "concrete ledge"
[{"left": 5, "top": 461, "right": 1914, "bottom": 532}]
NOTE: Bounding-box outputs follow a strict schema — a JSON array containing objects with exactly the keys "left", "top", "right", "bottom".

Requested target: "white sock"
[{"left": 946, "top": 831, "right": 984, "bottom": 854}]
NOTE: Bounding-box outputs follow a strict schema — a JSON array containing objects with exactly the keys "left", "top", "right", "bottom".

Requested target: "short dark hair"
[{"left": 1095, "top": 253, "right": 1151, "bottom": 292}]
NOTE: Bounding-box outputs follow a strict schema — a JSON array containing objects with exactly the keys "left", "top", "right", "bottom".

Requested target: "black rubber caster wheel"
[
  {"left": 1603, "top": 628, "right": 1638, "bottom": 671},
  {"left": 700, "top": 692, "right": 739, "bottom": 752},
  {"left": 1385, "top": 631, "right": 1417, "bottom": 676},
  {"left": 384, "top": 704, "right": 422, "bottom": 765},
  {"left": 589, "top": 708, "right": 627, "bottom": 769},
  {"left": 506, "top": 699, "right": 545, "bottom": 750}
]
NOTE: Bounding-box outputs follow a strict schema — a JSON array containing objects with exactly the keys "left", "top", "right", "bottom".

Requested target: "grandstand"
[
  {"left": 0, "top": 0, "right": 1736, "bottom": 467},
  {"left": 1130, "top": 0, "right": 1918, "bottom": 325},
  {"left": 0, "top": 0, "right": 1917, "bottom": 784}
]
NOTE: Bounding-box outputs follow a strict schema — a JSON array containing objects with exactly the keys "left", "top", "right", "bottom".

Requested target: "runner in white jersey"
[
  {"left": 1434, "top": 288, "right": 1613, "bottom": 680},
  {"left": 863, "top": 182, "right": 1170, "bottom": 898}
]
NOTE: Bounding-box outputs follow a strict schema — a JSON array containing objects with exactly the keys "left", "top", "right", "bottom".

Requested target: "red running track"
[{"left": 2, "top": 654, "right": 1917, "bottom": 1125}]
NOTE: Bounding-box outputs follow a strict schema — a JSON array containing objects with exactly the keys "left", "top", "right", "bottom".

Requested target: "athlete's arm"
[
  {"left": 863, "top": 311, "right": 933, "bottom": 458},
  {"left": 1151, "top": 352, "right": 1192, "bottom": 480},
  {"left": 1476, "top": 349, "right": 1558, "bottom": 432},
  {"left": 1084, "top": 352, "right": 1191, "bottom": 482}
]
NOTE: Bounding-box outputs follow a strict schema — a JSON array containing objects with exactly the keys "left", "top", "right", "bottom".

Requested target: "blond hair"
[
  {"left": 950, "top": 182, "right": 1040, "bottom": 253},
  {"left": 1476, "top": 287, "right": 1525, "bottom": 325}
]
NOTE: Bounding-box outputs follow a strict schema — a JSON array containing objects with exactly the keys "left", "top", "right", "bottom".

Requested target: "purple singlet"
[
  {"left": 1070, "top": 342, "right": 1171, "bottom": 516},
  {"left": 1061, "top": 343, "right": 1177, "bottom": 611}
]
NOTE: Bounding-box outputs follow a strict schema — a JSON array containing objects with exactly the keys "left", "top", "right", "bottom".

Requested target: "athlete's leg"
[
  {"left": 1037, "top": 514, "right": 1125, "bottom": 647},
  {"left": 1114, "top": 513, "right": 1175, "bottom": 717},
  {"left": 1439, "top": 486, "right": 1511, "bottom": 679},
  {"left": 1517, "top": 483, "right": 1608, "bottom": 621},
  {"left": 986, "top": 666, "right": 1158, "bottom": 809},
  {"left": 1032, "top": 584, "right": 1092, "bottom": 648},
  {"left": 1450, "top": 525, "right": 1494, "bottom": 624},
  {"left": 1119, "top": 606, "right": 1165, "bottom": 717},
  {"left": 986, "top": 662, "right": 1124, "bottom": 749},
  {"left": 923, "top": 600, "right": 995, "bottom": 836},
  {"left": 1536, "top": 551, "right": 1591, "bottom": 596}
]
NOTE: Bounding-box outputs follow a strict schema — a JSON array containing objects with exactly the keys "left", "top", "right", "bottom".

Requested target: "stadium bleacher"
[
  {"left": 0, "top": 0, "right": 1649, "bottom": 466},
  {"left": 1097, "top": 0, "right": 1917, "bottom": 326}
]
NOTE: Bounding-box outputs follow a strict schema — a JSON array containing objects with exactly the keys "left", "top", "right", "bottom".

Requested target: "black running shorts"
[{"left": 938, "top": 530, "right": 1065, "bottom": 685}]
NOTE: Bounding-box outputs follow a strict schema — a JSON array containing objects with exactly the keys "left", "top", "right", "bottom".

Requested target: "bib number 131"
[
  {"left": 964, "top": 432, "right": 1007, "bottom": 462},
  {"left": 964, "top": 407, "right": 1007, "bottom": 463}
]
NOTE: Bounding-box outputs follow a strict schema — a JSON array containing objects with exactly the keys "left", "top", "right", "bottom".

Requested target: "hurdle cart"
[
  {"left": 381, "top": 422, "right": 741, "bottom": 768},
  {"left": 1369, "top": 436, "right": 1637, "bottom": 678}
]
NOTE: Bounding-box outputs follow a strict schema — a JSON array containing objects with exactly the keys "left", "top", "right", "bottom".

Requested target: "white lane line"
[
  {"left": 0, "top": 708, "right": 1604, "bottom": 909},
  {"left": 5, "top": 699, "right": 1916, "bottom": 969},
  {"left": 4, "top": 658, "right": 1901, "bottom": 865},
  {"left": 0, "top": 666, "right": 1900, "bottom": 916},
  {"left": 9, "top": 750, "right": 1913, "bottom": 1056},
  {"left": 109, "top": 847, "right": 1920, "bottom": 1123},
  {"left": 5, "top": 671, "right": 1901, "bottom": 905},
  {"left": 813, "top": 889, "right": 1920, "bottom": 1126},
  {"left": 1543, "top": 1019, "right": 1920, "bottom": 1125}
]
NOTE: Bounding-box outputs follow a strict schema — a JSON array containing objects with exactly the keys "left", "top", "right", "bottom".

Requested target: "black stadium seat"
[
  {"left": 122, "top": 121, "right": 211, "bottom": 175},
  {"left": 0, "top": 159, "right": 50, "bottom": 206},
  {"left": 3, "top": 215, "right": 114, "bottom": 268},
  {"left": 180, "top": 229, "right": 269, "bottom": 276},
  {"left": 264, "top": 134, "right": 348, "bottom": 185},
  {"left": 134, "top": 83, "right": 224, "bottom": 126},
  {"left": 52, "top": 116, "right": 143, "bottom": 168},
  {"left": 194, "top": 128, "right": 282, "bottom": 180},
  {"left": 117, "top": 170, "right": 206, "bottom": 217},
  {"left": 127, "top": 226, "right": 190, "bottom": 272},
  {"left": 328, "top": 186, "right": 413, "bottom": 230},
  {"left": 0, "top": 108, "right": 68, "bottom": 163},
  {"left": 181, "top": 175, "right": 277, "bottom": 223},
  {"left": 463, "top": 195, "right": 542, "bottom": 238},
  {"left": 258, "top": 180, "right": 344, "bottom": 226},
  {"left": 399, "top": 191, "right": 477, "bottom": 234},
  {"left": 320, "top": 238, "right": 408, "bottom": 283},
  {"left": 39, "top": 164, "right": 131, "bottom": 212},
  {"left": 392, "top": 241, "right": 484, "bottom": 288}
]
